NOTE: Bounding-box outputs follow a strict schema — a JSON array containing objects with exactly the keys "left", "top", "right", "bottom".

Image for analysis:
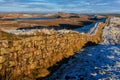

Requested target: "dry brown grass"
[
  {"left": 0, "top": 30, "right": 17, "bottom": 40},
  {"left": 0, "top": 22, "right": 106, "bottom": 80},
  {"left": 0, "top": 13, "right": 92, "bottom": 30},
  {"left": 0, "top": 18, "right": 92, "bottom": 29},
  {"left": 0, "top": 14, "right": 108, "bottom": 80}
]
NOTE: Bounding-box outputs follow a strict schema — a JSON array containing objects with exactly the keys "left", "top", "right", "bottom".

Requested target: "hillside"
[
  {"left": 0, "top": 13, "right": 93, "bottom": 30},
  {"left": 44, "top": 17, "right": 120, "bottom": 80},
  {"left": 0, "top": 17, "right": 107, "bottom": 80}
]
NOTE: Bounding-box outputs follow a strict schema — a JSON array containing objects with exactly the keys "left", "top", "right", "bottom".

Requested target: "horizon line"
[{"left": 0, "top": 11, "right": 120, "bottom": 15}]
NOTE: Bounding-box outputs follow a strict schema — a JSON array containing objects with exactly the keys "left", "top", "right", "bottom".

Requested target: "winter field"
[
  {"left": 45, "top": 17, "right": 120, "bottom": 80},
  {"left": 0, "top": 15, "right": 120, "bottom": 80}
]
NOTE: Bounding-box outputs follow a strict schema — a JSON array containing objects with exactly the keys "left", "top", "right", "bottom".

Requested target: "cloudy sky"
[{"left": 0, "top": 0, "right": 120, "bottom": 13}]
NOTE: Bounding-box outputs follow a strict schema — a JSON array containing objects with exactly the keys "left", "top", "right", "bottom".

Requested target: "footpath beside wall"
[{"left": 0, "top": 19, "right": 108, "bottom": 80}]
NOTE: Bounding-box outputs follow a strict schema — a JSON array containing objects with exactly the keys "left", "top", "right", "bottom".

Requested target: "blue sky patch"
[{"left": 0, "top": 0, "right": 120, "bottom": 13}]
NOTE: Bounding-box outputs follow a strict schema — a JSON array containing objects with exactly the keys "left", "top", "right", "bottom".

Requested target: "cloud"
[
  {"left": 0, "top": 0, "right": 120, "bottom": 13},
  {"left": 0, "top": 0, "right": 5, "bottom": 2},
  {"left": 115, "top": 0, "right": 120, "bottom": 4}
]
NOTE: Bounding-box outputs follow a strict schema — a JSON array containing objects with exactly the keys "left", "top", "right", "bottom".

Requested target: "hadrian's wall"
[{"left": 0, "top": 21, "right": 107, "bottom": 80}]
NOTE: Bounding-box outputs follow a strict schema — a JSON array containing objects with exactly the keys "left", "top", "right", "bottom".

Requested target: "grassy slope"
[
  {"left": 0, "top": 30, "right": 33, "bottom": 40},
  {"left": 0, "top": 30, "right": 17, "bottom": 40}
]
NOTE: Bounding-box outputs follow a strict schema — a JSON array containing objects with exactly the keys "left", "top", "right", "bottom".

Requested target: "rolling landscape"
[{"left": 0, "top": 0, "right": 120, "bottom": 80}]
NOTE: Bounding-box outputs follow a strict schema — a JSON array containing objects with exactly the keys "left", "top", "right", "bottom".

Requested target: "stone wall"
[{"left": 0, "top": 22, "right": 107, "bottom": 80}]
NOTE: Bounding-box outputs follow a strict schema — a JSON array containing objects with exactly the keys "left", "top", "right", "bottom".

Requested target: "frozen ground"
[
  {"left": 74, "top": 18, "right": 106, "bottom": 33},
  {"left": 102, "top": 18, "right": 120, "bottom": 44},
  {"left": 2, "top": 17, "right": 120, "bottom": 80},
  {"left": 46, "top": 44, "right": 120, "bottom": 80},
  {"left": 3, "top": 29, "right": 77, "bottom": 35},
  {"left": 3, "top": 18, "right": 106, "bottom": 35},
  {"left": 44, "top": 17, "right": 120, "bottom": 80}
]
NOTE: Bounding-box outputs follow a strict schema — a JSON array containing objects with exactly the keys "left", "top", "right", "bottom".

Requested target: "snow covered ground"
[
  {"left": 74, "top": 18, "right": 106, "bottom": 33},
  {"left": 3, "top": 18, "right": 106, "bottom": 35},
  {"left": 102, "top": 18, "right": 120, "bottom": 44},
  {"left": 44, "top": 17, "right": 120, "bottom": 80},
  {"left": 3, "top": 29, "right": 77, "bottom": 35},
  {"left": 102, "top": 25, "right": 120, "bottom": 44},
  {"left": 2, "top": 17, "right": 120, "bottom": 80},
  {"left": 46, "top": 44, "right": 120, "bottom": 80}
]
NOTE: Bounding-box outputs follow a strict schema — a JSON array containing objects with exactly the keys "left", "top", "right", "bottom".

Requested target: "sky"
[{"left": 0, "top": 0, "right": 120, "bottom": 14}]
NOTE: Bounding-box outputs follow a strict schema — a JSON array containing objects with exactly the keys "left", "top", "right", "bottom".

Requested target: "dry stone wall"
[{"left": 0, "top": 21, "right": 107, "bottom": 80}]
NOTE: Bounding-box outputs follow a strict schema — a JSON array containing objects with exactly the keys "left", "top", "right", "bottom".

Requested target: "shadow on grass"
[
  {"left": 16, "top": 24, "right": 83, "bottom": 30},
  {"left": 80, "top": 21, "right": 93, "bottom": 26},
  {"left": 41, "top": 44, "right": 120, "bottom": 80},
  {"left": 36, "top": 42, "right": 99, "bottom": 80}
]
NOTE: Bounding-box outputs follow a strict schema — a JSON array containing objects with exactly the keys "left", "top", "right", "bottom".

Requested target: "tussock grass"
[
  {"left": 0, "top": 21, "right": 107, "bottom": 80},
  {"left": 0, "top": 30, "right": 17, "bottom": 40}
]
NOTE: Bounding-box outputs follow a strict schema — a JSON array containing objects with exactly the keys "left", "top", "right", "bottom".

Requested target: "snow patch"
[
  {"left": 102, "top": 17, "right": 120, "bottom": 44},
  {"left": 46, "top": 44, "right": 120, "bottom": 80}
]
